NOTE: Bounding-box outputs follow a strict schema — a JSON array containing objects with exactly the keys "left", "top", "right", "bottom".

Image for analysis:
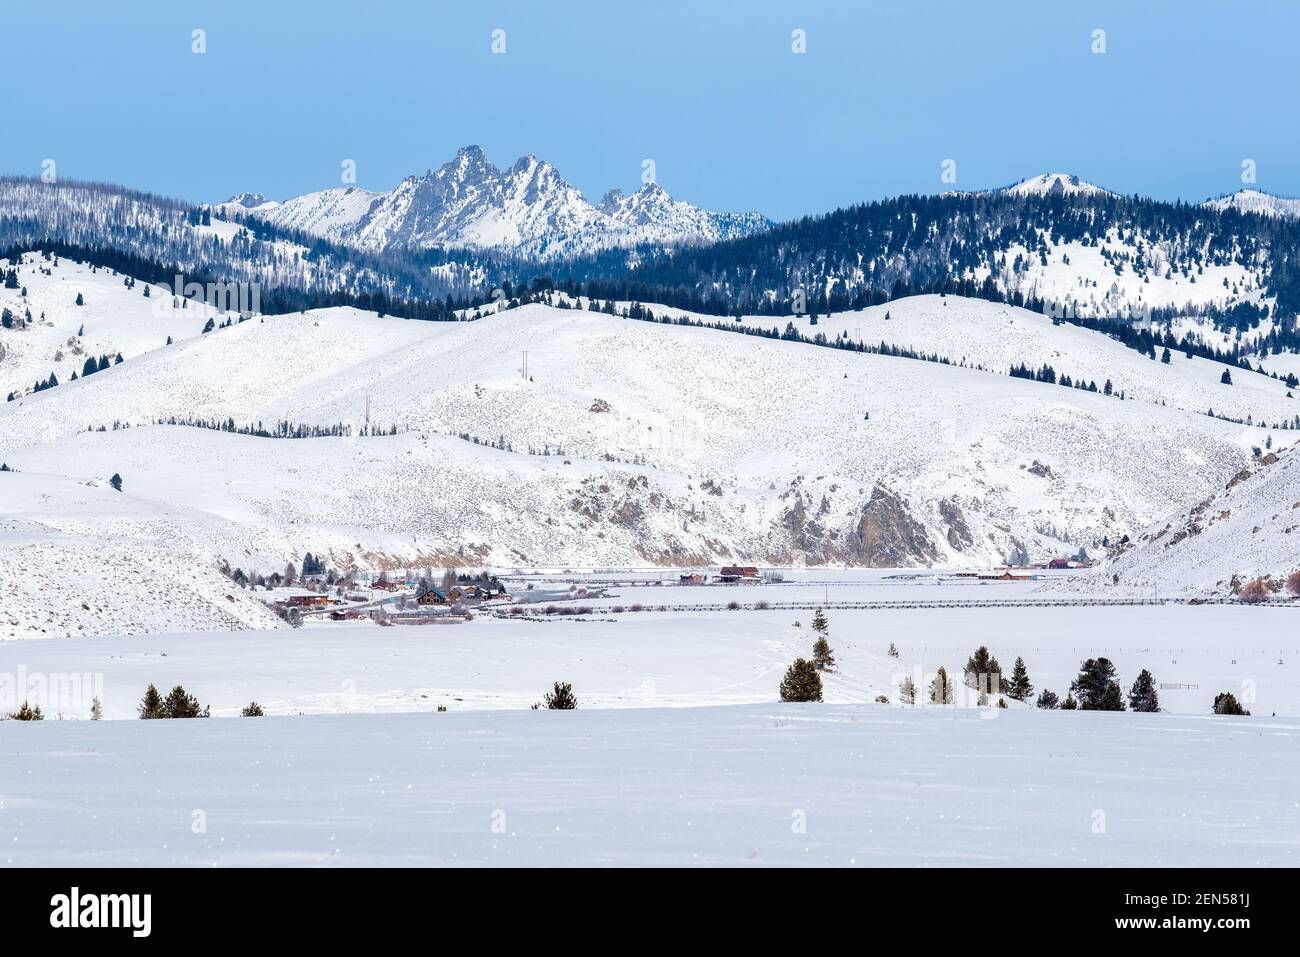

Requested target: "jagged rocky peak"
[
  {"left": 225, "top": 191, "right": 269, "bottom": 208},
  {"left": 246, "top": 144, "right": 772, "bottom": 258}
]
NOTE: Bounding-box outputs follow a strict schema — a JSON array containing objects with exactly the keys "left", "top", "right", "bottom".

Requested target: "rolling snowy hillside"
[
  {"left": 241, "top": 146, "right": 771, "bottom": 259},
  {"left": 1096, "top": 440, "right": 1300, "bottom": 597},
  {"left": 685, "top": 294, "right": 1299, "bottom": 428},
  {"left": 0, "top": 470, "right": 283, "bottom": 639},
  {"left": 0, "top": 253, "right": 233, "bottom": 402},
  {"left": 1, "top": 289, "right": 1277, "bottom": 581}
]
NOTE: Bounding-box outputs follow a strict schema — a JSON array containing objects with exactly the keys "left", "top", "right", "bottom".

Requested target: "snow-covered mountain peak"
[
  {"left": 1004, "top": 172, "right": 1110, "bottom": 198},
  {"left": 1203, "top": 187, "right": 1300, "bottom": 219},
  {"left": 246, "top": 146, "right": 771, "bottom": 259},
  {"left": 226, "top": 191, "right": 270, "bottom": 208}
]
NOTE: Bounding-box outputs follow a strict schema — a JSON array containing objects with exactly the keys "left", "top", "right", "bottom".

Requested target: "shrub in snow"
[
  {"left": 779, "top": 659, "right": 823, "bottom": 703},
  {"left": 5, "top": 701, "right": 43, "bottom": 721},
  {"left": 726, "top": 600, "right": 740, "bottom": 610},
  {"left": 90, "top": 696, "right": 103, "bottom": 720},
  {"left": 1288, "top": 570, "right": 1300, "bottom": 596},
  {"left": 1238, "top": 578, "right": 1269, "bottom": 604},
  {"left": 109, "top": 473, "right": 123, "bottom": 492},
  {"left": 1212, "top": 692, "right": 1250, "bottom": 716},
  {"left": 1128, "top": 669, "right": 1160, "bottom": 712},
  {"left": 887, "top": 643, "right": 900, "bottom": 658},
  {"left": 542, "top": 682, "right": 577, "bottom": 710},
  {"left": 242, "top": 702, "right": 265, "bottom": 717},
  {"left": 996, "top": 697, "right": 1008, "bottom": 709},
  {"left": 874, "top": 694, "right": 890, "bottom": 704}
]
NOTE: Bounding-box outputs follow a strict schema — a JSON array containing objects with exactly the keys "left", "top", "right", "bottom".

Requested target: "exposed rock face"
[
  {"left": 939, "top": 498, "right": 973, "bottom": 552},
  {"left": 852, "top": 486, "right": 939, "bottom": 566}
]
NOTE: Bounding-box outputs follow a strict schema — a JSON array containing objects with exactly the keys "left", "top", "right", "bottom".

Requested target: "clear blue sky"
[{"left": 9, "top": 0, "right": 1297, "bottom": 220}]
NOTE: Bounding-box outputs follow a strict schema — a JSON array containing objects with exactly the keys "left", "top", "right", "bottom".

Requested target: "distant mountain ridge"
[{"left": 227, "top": 146, "right": 772, "bottom": 260}]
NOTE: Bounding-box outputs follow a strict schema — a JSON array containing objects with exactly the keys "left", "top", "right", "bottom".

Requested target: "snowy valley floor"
[
  {"left": 2, "top": 573, "right": 1297, "bottom": 866},
  {"left": 1, "top": 705, "right": 1296, "bottom": 867}
]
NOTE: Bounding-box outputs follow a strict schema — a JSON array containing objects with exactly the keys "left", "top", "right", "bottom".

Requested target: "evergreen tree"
[
  {"left": 1007, "top": 656, "right": 1033, "bottom": 701},
  {"left": 899, "top": 676, "right": 917, "bottom": 704},
  {"left": 1070, "top": 657, "right": 1119, "bottom": 709},
  {"left": 1220, "top": 368, "right": 1233, "bottom": 385},
  {"left": 811, "top": 607, "right": 829, "bottom": 638},
  {"left": 241, "top": 702, "right": 265, "bottom": 717},
  {"left": 1098, "top": 681, "right": 1126, "bottom": 711},
  {"left": 90, "top": 696, "right": 103, "bottom": 720},
  {"left": 1061, "top": 692, "right": 1078, "bottom": 710},
  {"left": 963, "top": 646, "right": 1002, "bottom": 692},
  {"left": 109, "top": 473, "right": 123, "bottom": 492},
  {"left": 929, "top": 666, "right": 954, "bottom": 704},
  {"left": 1212, "top": 692, "right": 1250, "bottom": 716},
  {"left": 779, "top": 659, "right": 823, "bottom": 702},
  {"left": 138, "top": 683, "right": 164, "bottom": 719},
  {"left": 887, "top": 642, "right": 899, "bottom": 658},
  {"left": 162, "top": 685, "right": 209, "bottom": 718},
  {"left": 1128, "top": 669, "right": 1159, "bottom": 712},
  {"left": 75, "top": 292, "right": 84, "bottom": 306},
  {"left": 1036, "top": 689, "right": 1060, "bottom": 709},
  {"left": 542, "top": 681, "right": 578, "bottom": 710},
  {"left": 812, "top": 635, "right": 836, "bottom": 671}
]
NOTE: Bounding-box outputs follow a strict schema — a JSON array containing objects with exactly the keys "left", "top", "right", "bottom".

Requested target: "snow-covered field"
[
  {"left": 1, "top": 704, "right": 1295, "bottom": 866},
  {"left": 2, "top": 574, "right": 1294, "bottom": 718}
]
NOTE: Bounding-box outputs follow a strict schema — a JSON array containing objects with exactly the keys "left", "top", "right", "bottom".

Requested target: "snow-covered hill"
[
  {"left": 0, "top": 470, "right": 283, "bottom": 639},
  {"left": 0, "top": 253, "right": 235, "bottom": 402},
  {"left": 1003, "top": 172, "right": 1113, "bottom": 199},
  {"left": 715, "top": 294, "right": 1298, "bottom": 428},
  {"left": 243, "top": 146, "right": 771, "bottom": 259},
  {"left": 1, "top": 290, "right": 1277, "bottom": 582},
  {"left": 1097, "top": 441, "right": 1300, "bottom": 597},
  {"left": 1203, "top": 188, "right": 1300, "bottom": 219}
]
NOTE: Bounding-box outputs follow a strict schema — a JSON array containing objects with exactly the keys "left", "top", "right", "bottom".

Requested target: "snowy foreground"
[{"left": 1, "top": 705, "right": 1295, "bottom": 867}]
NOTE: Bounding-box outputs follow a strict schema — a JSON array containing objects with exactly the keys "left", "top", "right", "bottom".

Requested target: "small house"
[{"left": 416, "top": 588, "right": 449, "bottom": 606}]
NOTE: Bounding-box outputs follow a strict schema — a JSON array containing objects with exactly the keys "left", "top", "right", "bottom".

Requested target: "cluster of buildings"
[{"left": 679, "top": 565, "right": 762, "bottom": 585}]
